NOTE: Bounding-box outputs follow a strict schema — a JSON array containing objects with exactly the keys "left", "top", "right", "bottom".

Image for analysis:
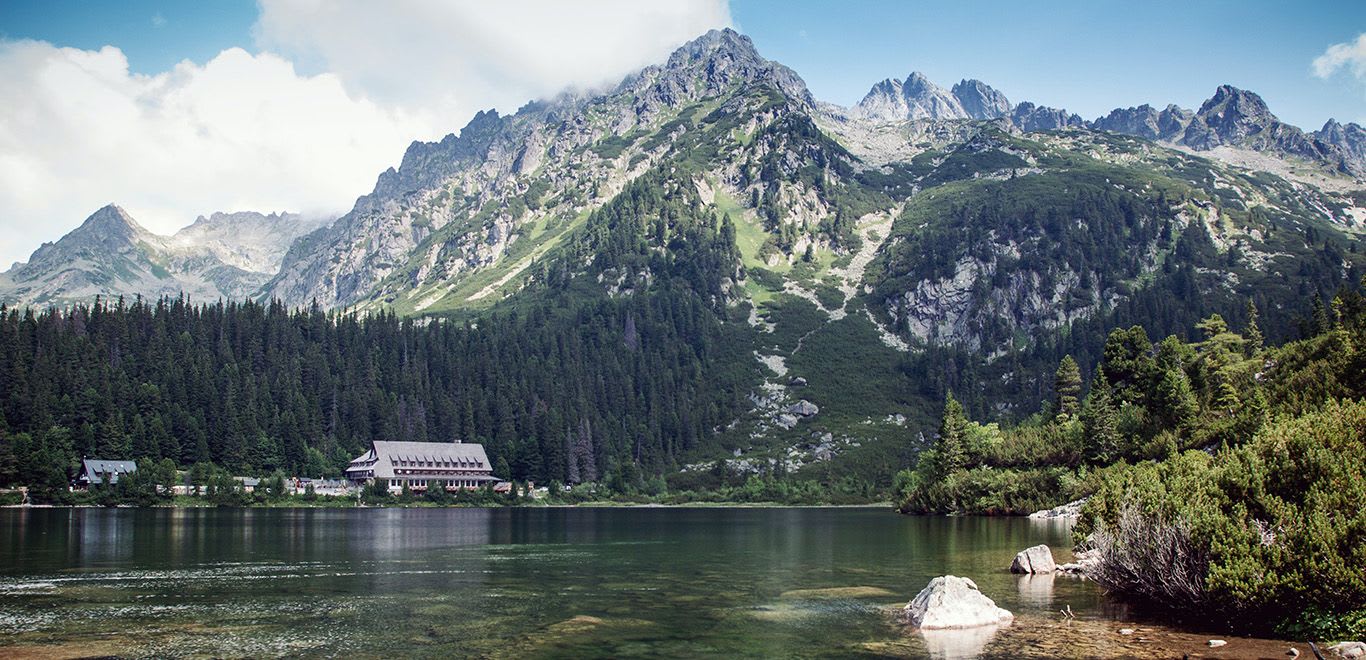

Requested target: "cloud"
[
  {"left": 1312, "top": 32, "right": 1366, "bottom": 80},
  {"left": 0, "top": 1, "right": 731, "bottom": 269},
  {"left": 151, "top": 13, "right": 167, "bottom": 28},
  {"left": 0, "top": 40, "right": 434, "bottom": 267},
  {"left": 254, "top": 0, "right": 732, "bottom": 123}
]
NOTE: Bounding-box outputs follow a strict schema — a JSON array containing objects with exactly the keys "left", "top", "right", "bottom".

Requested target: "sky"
[{"left": 0, "top": 0, "right": 1363, "bottom": 269}]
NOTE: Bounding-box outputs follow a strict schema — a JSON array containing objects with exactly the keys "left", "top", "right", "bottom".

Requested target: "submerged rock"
[
  {"left": 903, "top": 575, "right": 1013, "bottom": 630},
  {"left": 1010, "top": 545, "right": 1056, "bottom": 574},
  {"left": 779, "top": 586, "right": 897, "bottom": 600}
]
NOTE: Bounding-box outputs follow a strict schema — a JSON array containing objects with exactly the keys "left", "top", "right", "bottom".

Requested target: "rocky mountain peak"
[
  {"left": 668, "top": 28, "right": 763, "bottom": 69},
  {"left": 78, "top": 204, "right": 146, "bottom": 241},
  {"left": 902, "top": 71, "right": 939, "bottom": 95},
  {"left": 1181, "top": 84, "right": 1300, "bottom": 152},
  {"left": 951, "top": 79, "right": 1013, "bottom": 120},
  {"left": 1195, "top": 85, "right": 1275, "bottom": 130},
  {"left": 656, "top": 27, "right": 811, "bottom": 106},
  {"left": 855, "top": 71, "right": 966, "bottom": 121}
]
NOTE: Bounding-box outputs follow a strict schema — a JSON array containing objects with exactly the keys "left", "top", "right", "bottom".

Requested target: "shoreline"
[{"left": 2, "top": 501, "right": 897, "bottom": 510}]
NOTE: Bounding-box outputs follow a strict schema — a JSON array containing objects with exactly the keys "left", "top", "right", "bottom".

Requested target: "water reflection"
[
  {"left": 1015, "top": 572, "right": 1055, "bottom": 608},
  {"left": 921, "top": 622, "right": 1009, "bottom": 659},
  {"left": 0, "top": 508, "right": 1104, "bottom": 658}
]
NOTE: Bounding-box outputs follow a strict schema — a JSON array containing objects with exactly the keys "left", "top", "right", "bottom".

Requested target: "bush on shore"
[{"left": 1077, "top": 399, "right": 1366, "bottom": 639}]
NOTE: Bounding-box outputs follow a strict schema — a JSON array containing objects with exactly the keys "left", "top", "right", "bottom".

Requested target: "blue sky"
[
  {"left": 0, "top": 1, "right": 1363, "bottom": 268},
  {"left": 729, "top": 0, "right": 1366, "bottom": 128},
  {"left": 0, "top": 0, "right": 258, "bottom": 72},
  {"left": 5, "top": 0, "right": 1362, "bottom": 127}
]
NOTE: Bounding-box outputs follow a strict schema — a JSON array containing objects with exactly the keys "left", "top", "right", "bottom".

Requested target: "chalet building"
[
  {"left": 345, "top": 441, "right": 497, "bottom": 493},
  {"left": 76, "top": 459, "right": 137, "bottom": 489}
]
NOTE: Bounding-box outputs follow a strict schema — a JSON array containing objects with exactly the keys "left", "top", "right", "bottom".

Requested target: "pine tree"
[
  {"left": 936, "top": 393, "right": 969, "bottom": 474},
  {"left": 1054, "top": 355, "right": 1082, "bottom": 420},
  {"left": 1080, "top": 370, "right": 1120, "bottom": 465}
]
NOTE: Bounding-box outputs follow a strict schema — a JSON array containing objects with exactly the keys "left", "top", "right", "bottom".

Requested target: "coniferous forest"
[{"left": 0, "top": 167, "right": 760, "bottom": 499}]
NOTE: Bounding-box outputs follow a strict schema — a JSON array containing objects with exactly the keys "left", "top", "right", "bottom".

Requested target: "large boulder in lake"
[
  {"left": 903, "top": 576, "right": 1013, "bottom": 630},
  {"left": 1010, "top": 544, "right": 1056, "bottom": 574}
]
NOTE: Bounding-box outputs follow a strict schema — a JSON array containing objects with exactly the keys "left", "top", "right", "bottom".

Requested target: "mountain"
[
  {"left": 853, "top": 71, "right": 1081, "bottom": 131},
  {"left": 264, "top": 28, "right": 816, "bottom": 311},
  {"left": 242, "top": 27, "right": 1361, "bottom": 477},
  {"left": 2, "top": 28, "right": 1363, "bottom": 494},
  {"left": 1093, "top": 103, "right": 1193, "bottom": 141},
  {"left": 0, "top": 206, "right": 329, "bottom": 307},
  {"left": 170, "top": 211, "right": 330, "bottom": 274},
  {"left": 854, "top": 72, "right": 1012, "bottom": 121},
  {"left": 852, "top": 71, "right": 1366, "bottom": 177},
  {"left": 1094, "top": 86, "right": 1366, "bottom": 176}
]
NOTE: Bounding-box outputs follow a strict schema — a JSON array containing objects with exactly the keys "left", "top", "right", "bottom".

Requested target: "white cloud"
[
  {"left": 1313, "top": 33, "right": 1366, "bottom": 80},
  {"left": 0, "top": 1, "right": 732, "bottom": 269},
  {"left": 254, "top": 0, "right": 732, "bottom": 126},
  {"left": 0, "top": 40, "right": 435, "bottom": 267}
]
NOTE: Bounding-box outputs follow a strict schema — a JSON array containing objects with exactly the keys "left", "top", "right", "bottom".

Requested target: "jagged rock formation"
[
  {"left": 264, "top": 28, "right": 819, "bottom": 310},
  {"left": 855, "top": 72, "right": 1022, "bottom": 123},
  {"left": 1094, "top": 86, "right": 1365, "bottom": 176},
  {"left": 170, "top": 211, "right": 329, "bottom": 274},
  {"left": 1093, "top": 103, "right": 1192, "bottom": 141},
  {"left": 0, "top": 205, "right": 327, "bottom": 306},
  {"left": 853, "top": 71, "right": 1079, "bottom": 132},
  {"left": 852, "top": 70, "right": 1365, "bottom": 176}
]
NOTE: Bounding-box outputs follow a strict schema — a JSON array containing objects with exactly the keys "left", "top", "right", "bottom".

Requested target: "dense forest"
[
  {"left": 897, "top": 279, "right": 1366, "bottom": 638},
  {"left": 0, "top": 166, "right": 761, "bottom": 500}
]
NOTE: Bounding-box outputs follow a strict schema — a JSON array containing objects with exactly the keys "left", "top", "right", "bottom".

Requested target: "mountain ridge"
[
  {"left": 0, "top": 205, "right": 330, "bottom": 307},
  {"left": 0, "top": 27, "right": 1362, "bottom": 503}
]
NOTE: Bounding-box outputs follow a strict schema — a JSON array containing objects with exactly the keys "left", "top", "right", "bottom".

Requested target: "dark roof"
[{"left": 80, "top": 459, "right": 138, "bottom": 484}]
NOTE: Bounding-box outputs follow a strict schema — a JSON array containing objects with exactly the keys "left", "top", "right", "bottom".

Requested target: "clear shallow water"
[{"left": 0, "top": 507, "right": 1292, "bottom": 658}]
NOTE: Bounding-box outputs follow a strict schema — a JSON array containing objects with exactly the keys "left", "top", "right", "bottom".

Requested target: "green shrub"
[{"left": 1079, "top": 399, "right": 1366, "bottom": 637}]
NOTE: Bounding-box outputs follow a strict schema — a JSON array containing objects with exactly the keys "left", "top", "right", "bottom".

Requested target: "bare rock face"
[
  {"left": 903, "top": 576, "right": 1013, "bottom": 630},
  {"left": 1010, "top": 545, "right": 1057, "bottom": 574},
  {"left": 788, "top": 400, "right": 819, "bottom": 417},
  {"left": 1028, "top": 498, "right": 1086, "bottom": 521}
]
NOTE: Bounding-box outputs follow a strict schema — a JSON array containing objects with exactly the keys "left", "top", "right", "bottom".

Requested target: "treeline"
[
  {"left": 0, "top": 167, "right": 760, "bottom": 498},
  {"left": 898, "top": 280, "right": 1366, "bottom": 638}
]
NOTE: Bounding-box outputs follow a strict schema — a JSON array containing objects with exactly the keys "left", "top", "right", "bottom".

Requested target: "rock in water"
[
  {"left": 903, "top": 576, "right": 1013, "bottom": 630},
  {"left": 1010, "top": 545, "right": 1057, "bottom": 574},
  {"left": 1057, "top": 548, "right": 1100, "bottom": 575},
  {"left": 1332, "top": 642, "right": 1366, "bottom": 659},
  {"left": 1028, "top": 498, "right": 1086, "bottom": 520}
]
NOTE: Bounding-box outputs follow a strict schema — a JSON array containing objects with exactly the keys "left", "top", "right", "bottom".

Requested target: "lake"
[{"left": 0, "top": 507, "right": 1297, "bottom": 658}]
